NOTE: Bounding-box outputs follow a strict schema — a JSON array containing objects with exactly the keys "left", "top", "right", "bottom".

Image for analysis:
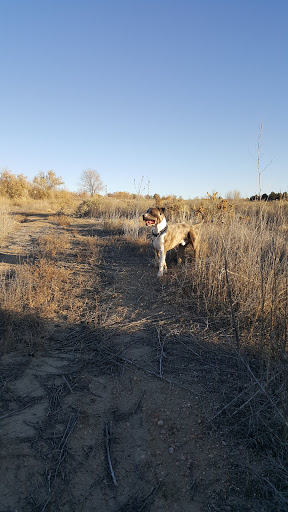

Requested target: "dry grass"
[
  {"left": 1, "top": 261, "right": 96, "bottom": 325},
  {"left": 1, "top": 259, "right": 72, "bottom": 316},
  {"left": 163, "top": 201, "right": 287, "bottom": 354},
  {"left": 0, "top": 218, "right": 102, "bottom": 353},
  {"left": 1, "top": 190, "right": 82, "bottom": 215},
  {"left": 36, "top": 232, "right": 70, "bottom": 259},
  {"left": 0, "top": 205, "right": 18, "bottom": 242},
  {"left": 48, "top": 213, "right": 71, "bottom": 228}
]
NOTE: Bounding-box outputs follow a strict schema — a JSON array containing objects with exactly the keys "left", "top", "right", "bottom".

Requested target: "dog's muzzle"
[{"left": 143, "top": 214, "right": 156, "bottom": 226}]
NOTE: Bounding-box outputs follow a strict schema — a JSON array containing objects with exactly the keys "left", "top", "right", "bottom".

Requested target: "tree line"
[
  {"left": 249, "top": 192, "right": 288, "bottom": 201},
  {"left": 0, "top": 168, "right": 103, "bottom": 199},
  {"left": 1, "top": 167, "right": 287, "bottom": 203}
]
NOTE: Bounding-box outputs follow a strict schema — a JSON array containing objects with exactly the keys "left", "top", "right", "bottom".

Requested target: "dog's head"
[{"left": 142, "top": 207, "right": 165, "bottom": 227}]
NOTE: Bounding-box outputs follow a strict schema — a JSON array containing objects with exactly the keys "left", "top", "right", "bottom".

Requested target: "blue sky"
[{"left": 0, "top": 0, "right": 287, "bottom": 199}]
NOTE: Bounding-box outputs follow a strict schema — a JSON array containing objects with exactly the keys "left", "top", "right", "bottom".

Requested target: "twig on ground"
[
  {"left": 224, "top": 333, "right": 288, "bottom": 428},
  {"left": 157, "top": 327, "right": 165, "bottom": 379},
  {"left": 41, "top": 412, "right": 80, "bottom": 511},
  {"left": 0, "top": 398, "right": 46, "bottom": 421},
  {"left": 230, "top": 371, "right": 281, "bottom": 418},
  {"left": 72, "top": 479, "right": 102, "bottom": 512},
  {"left": 248, "top": 462, "right": 288, "bottom": 509},
  {"left": 176, "top": 337, "right": 201, "bottom": 358},
  {"left": 138, "top": 483, "right": 161, "bottom": 512},
  {"left": 209, "top": 371, "right": 280, "bottom": 423},
  {"left": 62, "top": 374, "right": 73, "bottom": 392},
  {"left": 105, "top": 421, "right": 118, "bottom": 486},
  {"left": 112, "top": 353, "right": 201, "bottom": 395},
  {"left": 53, "top": 413, "right": 79, "bottom": 486},
  {"left": 114, "top": 482, "right": 160, "bottom": 512}
]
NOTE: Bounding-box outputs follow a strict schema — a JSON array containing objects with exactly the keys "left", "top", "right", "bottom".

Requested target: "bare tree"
[
  {"left": 225, "top": 190, "right": 241, "bottom": 200},
  {"left": 80, "top": 169, "right": 103, "bottom": 196},
  {"left": 257, "top": 122, "right": 264, "bottom": 199},
  {"left": 257, "top": 122, "right": 275, "bottom": 200}
]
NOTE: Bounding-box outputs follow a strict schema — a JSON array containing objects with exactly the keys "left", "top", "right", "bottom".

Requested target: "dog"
[{"left": 143, "top": 207, "right": 201, "bottom": 277}]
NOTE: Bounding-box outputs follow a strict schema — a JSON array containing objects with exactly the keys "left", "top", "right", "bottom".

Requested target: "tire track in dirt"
[{"left": 0, "top": 216, "right": 235, "bottom": 512}]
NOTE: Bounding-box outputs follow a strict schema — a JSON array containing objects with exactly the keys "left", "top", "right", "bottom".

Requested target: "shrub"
[
  {"left": 0, "top": 169, "right": 29, "bottom": 199},
  {"left": 31, "top": 170, "right": 64, "bottom": 199},
  {"left": 75, "top": 198, "right": 102, "bottom": 217}
]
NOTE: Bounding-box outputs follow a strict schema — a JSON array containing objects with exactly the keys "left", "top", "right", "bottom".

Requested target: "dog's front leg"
[{"left": 158, "top": 249, "right": 167, "bottom": 277}]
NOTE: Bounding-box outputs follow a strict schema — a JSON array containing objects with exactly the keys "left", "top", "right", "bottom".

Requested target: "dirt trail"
[{"left": 0, "top": 215, "right": 237, "bottom": 511}]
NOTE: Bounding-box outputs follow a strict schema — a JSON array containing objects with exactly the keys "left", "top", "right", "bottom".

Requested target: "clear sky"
[{"left": 0, "top": 0, "right": 287, "bottom": 199}]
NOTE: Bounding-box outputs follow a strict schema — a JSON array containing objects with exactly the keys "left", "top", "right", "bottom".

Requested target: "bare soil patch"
[{"left": 0, "top": 214, "right": 272, "bottom": 511}]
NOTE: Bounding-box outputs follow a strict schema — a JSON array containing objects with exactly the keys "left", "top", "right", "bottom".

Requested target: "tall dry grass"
[
  {"left": 164, "top": 201, "right": 288, "bottom": 367},
  {"left": 74, "top": 194, "right": 202, "bottom": 239},
  {"left": 165, "top": 200, "right": 288, "bottom": 509},
  {"left": 1, "top": 189, "right": 83, "bottom": 215},
  {"left": 1, "top": 260, "right": 73, "bottom": 319},
  {"left": 189, "top": 204, "right": 288, "bottom": 357},
  {"left": 0, "top": 203, "right": 18, "bottom": 242}
]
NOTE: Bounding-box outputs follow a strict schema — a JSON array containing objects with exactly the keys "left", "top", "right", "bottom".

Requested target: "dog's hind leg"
[
  {"left": 177, "top": 243, "right": 185, "bottom": 264},
  {"left": 188, "top": 228, "right": 199, "bottom": 260}
]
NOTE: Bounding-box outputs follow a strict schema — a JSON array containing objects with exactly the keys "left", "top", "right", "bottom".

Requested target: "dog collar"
[{"left": 152, "top": 225, "right": 168, "bottom": 238}]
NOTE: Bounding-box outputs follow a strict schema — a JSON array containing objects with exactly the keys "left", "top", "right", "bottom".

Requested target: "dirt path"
[{"left": 0, "top": 214, "right": 243, "bottom": 511}]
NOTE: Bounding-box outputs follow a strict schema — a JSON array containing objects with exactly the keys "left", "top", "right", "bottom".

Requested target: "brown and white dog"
[{"left": 143, "top": 207, "right": 200, "bottom": 277}]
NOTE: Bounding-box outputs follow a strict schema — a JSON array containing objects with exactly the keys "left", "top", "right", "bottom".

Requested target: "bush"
[
  {"left": 75, "top": 199, "right": 102, "bottom": 218},
  {"left": 0, "top": 169, "right": 29, "bottom": 199},
  {"left": 31, "top": 170, "right": 64, "bottom": 199}
]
